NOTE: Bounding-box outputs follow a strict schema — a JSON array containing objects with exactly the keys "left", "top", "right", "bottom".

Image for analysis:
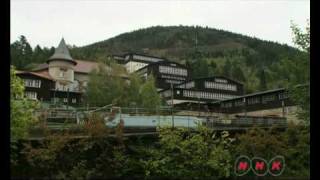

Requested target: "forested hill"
[
  {"left": 69, "top": 25, "right": 306, "bottom": 93},
  {"left": 71, "top": 25, "right": 300, "bottom": 64},
  {"left": 11, "top": 25, "right": 308, "bottom": 93}
]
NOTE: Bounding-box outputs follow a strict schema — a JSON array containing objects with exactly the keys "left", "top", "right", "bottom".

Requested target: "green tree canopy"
[
  {"left": 11, "top": 35, "right": 33, "bottom": 69},
  {"left": 10, "top": 66, "right": 38, "bottom": 141}
]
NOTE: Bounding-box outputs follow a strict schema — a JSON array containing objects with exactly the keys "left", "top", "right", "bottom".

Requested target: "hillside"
[
  {"left": 69, "top": 25, "right": 306, "bottom": 93},
  {"left": 71, "top": 25, "right": 300, "bottom": 63}
]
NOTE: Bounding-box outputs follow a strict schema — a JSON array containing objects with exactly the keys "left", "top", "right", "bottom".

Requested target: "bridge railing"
[{"left": 33, "top": 106, "right": 288, "bottom": 130}]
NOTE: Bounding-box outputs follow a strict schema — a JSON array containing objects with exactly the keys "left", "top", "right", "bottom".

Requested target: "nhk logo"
[{"left": 234, "top": 155, "right": 285, "bottom": 176}]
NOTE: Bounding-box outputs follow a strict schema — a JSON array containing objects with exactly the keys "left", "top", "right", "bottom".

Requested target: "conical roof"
[{"left": 47, "top": 38, "right": 77, "bottom": 65}]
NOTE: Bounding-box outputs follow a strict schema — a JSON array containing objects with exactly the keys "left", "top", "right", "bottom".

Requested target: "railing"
[
  {"left": 205, "top": 115, "right": 287, "bottom": 129},
  {"left": 33, "top": 106, "right": 288, "bottom": 131}
]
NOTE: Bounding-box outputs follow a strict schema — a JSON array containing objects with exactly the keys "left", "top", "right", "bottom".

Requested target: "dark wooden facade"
[
  {"left": 136, "top": 61, "right": 191, "bottom": 90},
  {"left": 172, "top": 88, "right": 296, "bottom": 113},
  {"left": 16, "top": 73, "right": 83, "bottom": 106},
  {"left": 159, "top": 76, "right": 244, "bottom": 104},
  {"left": 207, "top": 88, "right": 295, "bottom": 113},
  {"left": 16, "top": 73, "right": 55, "bottom": 102}
]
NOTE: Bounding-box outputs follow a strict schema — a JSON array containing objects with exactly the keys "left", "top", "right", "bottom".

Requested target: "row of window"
[
  {"left": 177, "top": 81, "right": 195, "bottom": 89},
  {"left": 262, "top": 94, "right": 276, "bottom": 103},
  {"left": 52, "top": 97, "right": 77, "bottom": 103},
  {"left": 279, "top": 92, "right": 289, "bottom": 100},
  {"left": 221, "top": 92, "right": 289, "bottom": 108},
  {"left": 182, "top": 90, "right": 237, "bottom": 100},
  {"left": 204, "top": 81, "right": 237, "bottom": 91},
  {"left": 24, "top": 79, "right": 41, "bottom": 88},
  {"left": 25, "top": 91, "right": 37, "bottom": 100},
  {"left": 214, "top": 78, "right": 228, "bottom": 83},
  {"left": 24, "top": 91, "right": 78, "bottom": 104},
  {"left": 159, "top": 66, "right": 188, "bottom": 76},
  {"left": 165, "top": 79, "right": 183, "bottom": 84},
  {"left": 248, "top": 97, "right": 260, "bottom": 105},
  {"left": 161, "top": 75, "right": 186, "bottom": 81}
]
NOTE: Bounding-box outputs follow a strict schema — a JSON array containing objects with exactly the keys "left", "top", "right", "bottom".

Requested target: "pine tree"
[{"left": 11, "top": 35, "right": 33, "bottom": 69}]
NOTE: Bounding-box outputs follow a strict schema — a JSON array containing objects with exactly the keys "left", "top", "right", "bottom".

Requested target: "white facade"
[{"left": 125, "top": 61, "right": 148, "bottom": 73}]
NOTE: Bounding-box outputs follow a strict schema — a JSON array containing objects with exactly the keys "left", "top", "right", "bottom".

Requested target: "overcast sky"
[{"left": 11, "top": 0, "right": 310, "bottom": 49}]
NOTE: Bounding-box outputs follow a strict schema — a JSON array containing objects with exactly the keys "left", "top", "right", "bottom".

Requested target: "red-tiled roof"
[
  {"left": 33, "top": 60, "right": 99, "bottom": 74},
  {"left": 16, "top": 70, "right": 53, "bottom": 80},
  {"left": 73, "top": 60, "right": 99, "bottom": 73}
]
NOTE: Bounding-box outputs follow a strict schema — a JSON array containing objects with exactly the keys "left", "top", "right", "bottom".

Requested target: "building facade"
[
  {"left": 135, "top": 61, "right": 191, "bottom": 91},
  {"left": 159, "top": 76, "right": 244, "bottom": 106},
  {"left": 113, "top": 53, "right": 166, "bottom": 73},
  {"left": 16, "top": 38, "right": 100, "bottom": 106}
]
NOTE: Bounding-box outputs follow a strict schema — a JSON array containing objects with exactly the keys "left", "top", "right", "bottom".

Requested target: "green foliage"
[
  {"left": 85, "top": 61, "right": 127, "bottom": 107},
  {"left": 140, "top": 127, "right": 233, "bottom": 178},
  {"left": 291, "top": 20, "right": 310, "bottom": 53},
  {"left": 11, "top": 35, "right": 33, "bottom": 69},
  {"left": 232, "top": 124, "right": 309, "bottom": 177},
  {"left": 287, "top": 20, "right": 309, "bottom": 122},
  {"left": 86, "top": 61, "right": 161, "bottom": 109},
  {"left": 140, "top": 75, "right": 161, "bottom": 110},
  {"left": 125, "top": 73, "right": 143, "bottom": 106},
  {"left": 12, "top": 121, "right": 310, "bottom": 179},
  {"left": 290, "top": 85, "right": 310, "bottom": 123},
  {"left": 10, "top": 66, "right": 38, "bottom": 141}
]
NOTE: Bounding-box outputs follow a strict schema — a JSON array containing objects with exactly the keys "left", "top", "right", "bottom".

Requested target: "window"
[
  {"left": 63, "top": 98, "right": 68, "bottom": 103},
  {"left": 159, "top": 66, "right": 188, "bottom": 76},
  {"left": 262, "top": 94, "right": 276, "bottom": 103},
  {"left": 222, "top": 102, "right": 233, "bottom": 108},
  {"left": 234, "top": 99, "right": 245, "bottom": 107},
  {"left": 215, "top": 78, "right": 228, "bottom": 83},
  {"left": 165, "top": 79, "right": 182, "bottom": 84},
  {"left": 72, "top": 98, "right": 77, "bottom": 103},
  {"left": 248, "top": 97, "right": 260, "bottom": 105},
  {"left": 204, "top": 81, "right": 237, "bottom": 91},
  {"left": 25, "top": 91, "right": 37, "bottom": 100},
  {"left": 279, "top": 92, "right": 289, "bottom": 100},
  {"left": 24, "top": 79, "right": 41, "bottom": 88},
  {"left": 59, "top": 68, "right": 67, "bottom": 78}
]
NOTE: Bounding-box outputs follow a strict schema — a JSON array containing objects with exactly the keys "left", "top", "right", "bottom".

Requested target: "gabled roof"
[
  {"left": 16, "top": 70, "right": 54, "bottom": 81},
  {"left": 33, "top": 60, "right": 100, "bottom": 74},
  {"left": 47, "top": 38, "right": 77, "bottom": 65}
]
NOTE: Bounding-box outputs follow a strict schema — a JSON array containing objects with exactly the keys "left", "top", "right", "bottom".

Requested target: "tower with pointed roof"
[{"left": 47, "top": 38, "right": 77, "bottom": 85}]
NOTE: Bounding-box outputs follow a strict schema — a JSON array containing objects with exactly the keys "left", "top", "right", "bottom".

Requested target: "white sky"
[{"left": 11, "top": 0, "right": 310, "bottom": 49}]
